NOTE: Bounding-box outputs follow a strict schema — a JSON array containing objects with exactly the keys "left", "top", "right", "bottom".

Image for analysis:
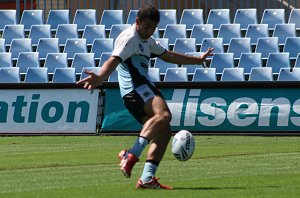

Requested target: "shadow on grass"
[{"left": 174, "top": 186, "right": 248, "bottom": 190}]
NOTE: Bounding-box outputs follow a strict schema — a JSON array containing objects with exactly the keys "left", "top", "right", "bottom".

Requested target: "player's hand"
[
  {"left": 200, "top": 48, "right": 214, "bottom": 67},
  {"left": 76, "top": 70, "right": 102, "bottom": 90}
]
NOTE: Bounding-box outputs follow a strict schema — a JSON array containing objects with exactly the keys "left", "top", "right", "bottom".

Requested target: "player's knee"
[{"left": 156, "top": 111, "right": 172, "bottom": 126}]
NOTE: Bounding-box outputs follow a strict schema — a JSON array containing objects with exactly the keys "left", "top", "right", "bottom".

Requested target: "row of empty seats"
[{"left": 1, "top": 66, "right": 300, "bottom": 83}]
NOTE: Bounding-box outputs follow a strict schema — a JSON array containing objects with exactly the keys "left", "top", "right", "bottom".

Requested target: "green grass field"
[{"left": 1, "top": 135, "right": 300, "bottom": 198}]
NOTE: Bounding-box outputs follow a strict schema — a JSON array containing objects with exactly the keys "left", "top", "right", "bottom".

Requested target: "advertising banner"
[
  {"left": 102, "top": 87, "right": 300, "bottom": 133},
  {"left": 0, "top": 89, "right": 99, "bottom": 134}
]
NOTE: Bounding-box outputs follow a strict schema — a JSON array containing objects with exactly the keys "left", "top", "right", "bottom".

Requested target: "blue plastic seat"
[
  {"left": 221, "top": 68, "right": 245, "bottom": 81},
  {"left": 237, "top": 53, "right": 262, "bottom": 74},
  {"left": 0, "top": 39, "right": 5, "bottom": 52},
  {"left": 126, "top": 10, "right": 138, "bottom": 24},
  {"left": 217, "top": 24, "right": 241, "bottom": 45},
  {"left": 210, "top": 53, "right": 234, "bottom": 74},
  {"left": 288, "top": 9, "right": 300, "bottom": 30},
  {"left": 163, "top": 24, "right": 186, "bottom": 46},
  {"left": 24, "top": 67, "right": 48, "bottom": 83},
  {"left": 91, "top": 38, "right": 114, "bottom": 60},
  {"left": 52, "top": 68, "right": 76, "bottom": 83},
  {"left": 9, "top": 38, "right": 32, "bottom": 60},
  {"left": 108, "top": 70, "right": 118, "bottom": 82},
  {"left": 0, "top": 67, "right": 20, "bottom": 83},
  {"left": 148, "top": 67, "right": 160, "bottom": 82},
  {"left": 255, "top": 37, "right": 279, "bottom": 59},
  {"left": 227, "top": 38, "right": 251, "bottom": 59},
  {"left": 155, "top": 38, "right": 169, "bottom": 50},
  {"left": 245, "top": 24, "right": 269, "bottom": 46},
  {"left": 206, "top": 9, "right": 230, "bottom": 31},
  {"left": 192, "top": 68, "right": 217, "bottom": 82},
  {"left": 29, "top": 24, "right": 51, "bottom": 46},
  {"left": 200, "top": 38, "right": 224, "bottom": 53},
  {"left": 100, "top": 10, "right": 123, "bottom": 31},
  {"left": 190, "top": 24, "right": 213, "bottom": 46},
  {"left": 55, "top": 24, "right": 78, "bottom": 46},
  {"left": 180, "top": 9, "right": 204, "bottom": 31},
  {"left": 80, "top": 67, "right": 101, "bottom": 80},
  {"left": 277, "top": 68, "right": 300, "bottom": 81},
  {"left": 46, "top": 10, "right": 70, "bottom": 31},
  {"left": 261, "top": 9, "right": 285, "bottom": 30},
  {"left": 98, "top": 52, "right": 112, "bottom": 67},
  {"left": 109, "top": 24, "right": 131, "bottom": 42},
  {"left": 158, "top": 9, "right": 177, "bottom": 31},
  {"left": 173, "top": 38, "right": 196, "bottom": 54},
  {"left": 16, "top": 52, "right": 40, "bottom": 74},
  {"left": 248, "top": 67, "right": 273, "bottom": 81},
  {"left": 233, "top": 9, "right": 257, "bottom": 31},
  {"left": 36, "top": 38, "right": 59, "bottom": 60},
  {"left": 82, "top": 25, "right": 105, "bottom": 46},
  {"left": 164, "top": 68, "right": 188, "bottom": 82},
  {"left": 63, "top": 38, "right": 87, "bottom": 59},
  {"left": 71, "top": 53, "right": 95, "bottom": 74},
  {"left": 266, "top": 53, "right": 290, "bottom": 74},
  {"left": 0, "top": 52, "right": 12, "bottom": 67},
  {"left": 294, "top": 54, "right": 300, "bottom": 68},
  {"left": 73, "top": 9, "right": 97, "bottom": 31},
  {"left": 153, "top": 58, "right": 177, "bottom": 75},
  {"left": 283, "top": 37, "right": 300, "bottom": 59},
  {"left": 2, "top": 25, "right": 25, "bottom": 46},
  {"left": 0, "top": 10, "right": 16, "bottom": 31},
  {"left": 182, "top": 52, "right": 205, "bottom": 75},
  {"left": 272, "top": 24, "right": 296, "bottom": 46},
  {"left": 20, "top": 10, "right": 43, "bottom": 31},
  {"left": 44, "top": 53, "right": 68, "bottom": 74}
]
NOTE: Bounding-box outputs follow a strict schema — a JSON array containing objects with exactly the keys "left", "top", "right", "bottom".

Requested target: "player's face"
[{"left": 136, "top": 18, "right": 158, "bottom": 39}]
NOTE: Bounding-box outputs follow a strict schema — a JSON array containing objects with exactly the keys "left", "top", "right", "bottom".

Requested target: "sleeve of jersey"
[
  {"left": 111, "top": 36, "right": 134, "bottom": 62},
  {"left": 150, "top": 38, "right": 167, "bottom": 58}
]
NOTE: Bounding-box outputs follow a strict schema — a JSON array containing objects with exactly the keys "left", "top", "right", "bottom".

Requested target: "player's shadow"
[{"left": 174, "top": 186, "right": 248, "bottom": 190}]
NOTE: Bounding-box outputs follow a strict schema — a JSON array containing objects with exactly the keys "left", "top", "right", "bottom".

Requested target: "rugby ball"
[{"left": 171, "top": 130, "right": 195, "bottom": 161}]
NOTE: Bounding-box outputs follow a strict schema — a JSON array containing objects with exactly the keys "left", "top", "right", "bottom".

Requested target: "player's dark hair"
[{"left": 137, "top": 4, "right": 160, "bottom": 23}]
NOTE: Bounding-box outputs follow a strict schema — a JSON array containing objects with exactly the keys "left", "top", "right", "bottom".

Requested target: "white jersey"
[{"left": 112, "top": 24, "right": 166, "bottom": 97}]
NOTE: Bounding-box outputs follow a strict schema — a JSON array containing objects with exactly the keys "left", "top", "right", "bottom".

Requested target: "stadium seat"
[
  {"left": 46, "top": 10, "right": 70, "bottom": 31},
  {"left": 155, "top": 38, "right": 169, "bottom": 50},
  {"left": 44, "top": 53, "right": 68, "bottom": 74},
  {"left": 283, "top": 37, "right": 300, "bottom": 59},
  {"left": 24, "top": 67, "right": 48, "bottom": 83},
  {"left": 182, "top": 52, "right": 205, "bottom": 75},
  {"left": 237, "top": 53, "right": 262, "bottom": 74},
  {"left": 2, "top": 25, "right": 25, "bottom": 46},
  {"left": 55, "top": 24, "right": 78, "bottom": 46},
  {"left": 227, "top": 38, "right": 251, "bottom": 59},
  {"left": 206, "top": 9, "right": 230, "bottom": 31},
  {"left": 255, "top": 37, "right": 279, "bottom": 59},
  {"left": 245, "top": 24, "right": 269, "bottom": 46},
  {"left": 277, "top": 68, "right": 300, "bottom": 81},
  {"left": 71, "top": 53, "right": 95, "bottom": 74},
  {"left": 0, "top": 39, "right": 5, "bottom": 52},
  {"left": 266, "top": 53, "right": 290, "bottom": 74},
  {"left": 233, "top": 9, "right": 258, "bottom": 31},
  {"left": 210, "top": 53, "right": 234, "bottom": 74},
  {"left": 73, "top": 9, "right": 97, "bottom": 31},
  {"left": 261, "top": 9, "right": 285, "bottom": 30},
  {"left": 0, "top": 52, "right": 12, "bottom": 67},
  {"left": 179, "top": 9, "right": 204, "bottom": 31},
  {"left": 98, "top": 52, "right": 112, "bottom": 67},
  {"left": 272, "top": 24, "right": 296, "bottom": 46},
  {"left": 163, "top": 24, "right": 186, "bottom": 46},
  {"left": 248, "top": 67, "right": 273, "bottom": 81},
  {"left": 80, "top": 67, "right": 101, "bottom": 80},
  {"left": 63, "top": 38, "right": 87, "bottom": 59},
  {"left": 217, "top": 24, "right": 241, "bottom": 45},
  {"left": 82, "top": 25, "right": 105, "bottom": 46},
  {"left": 36, "top": 38, "right": 59, "bottom": 60},
  {"left": 108, "top": 70, "right": 118, "bottom": 82},
  {"left": 200, "top": 38, "right": 224, "bottom": 53},
  {"left": 158, "top": 9, "right": 177, "bottom": 31},
  {"left": 147, "top": 67, "right": 160, "bottom": 82},
  {"left": 16, "top": 52, "right": 40, "bottom": 74},
  {"left": 100, "top": 10, "right": 123, "bottom": 31},
  {"left": 294, "top": 54, "right": 300, "bottom": 68},
  {"left": 9, "top": 38, "right": 32, "bottom": 60},
  {"left": 164, "top": 68, "right": 188, "bottom": 82},
  {"left": 220, "top": 68, "right": 245, "bottom": 81},
  {"left": 192, "top": 68, "right": 217, "bottom": 82},
  {"left": 29, "top": 24, "right": 51, "bottom": 46},
  {"left": 288, "top": 9, "right": 300, "bottom": 30},
  {"left": 173, "top": 38, "right": 196, "bottom": 54},
  {"left": 52, "top": 68, "right": 76, "bottom": 83},
  {"left": 153, "top": 58, "right": 177, "bottom": 75},
  {"left": 109, "top": 24, "right": 131, "bottom": 42},
  {"left": 0, "top": 10, "right": 16, "bottom": 31},
  {"left": 20, "top": 10, "right": 43, "bottom": 31},
  {"left": 0, "top": 67, "right": 20, "bottom": 83},
  {"left": 91, "top": 38, "right": 114, "bottom": 60},
  {"left": 126, "top": 10, "right": 138, "bottom": 24},
  {"left": 190, "top": 24, "right": 214, "bottom": 47}
]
